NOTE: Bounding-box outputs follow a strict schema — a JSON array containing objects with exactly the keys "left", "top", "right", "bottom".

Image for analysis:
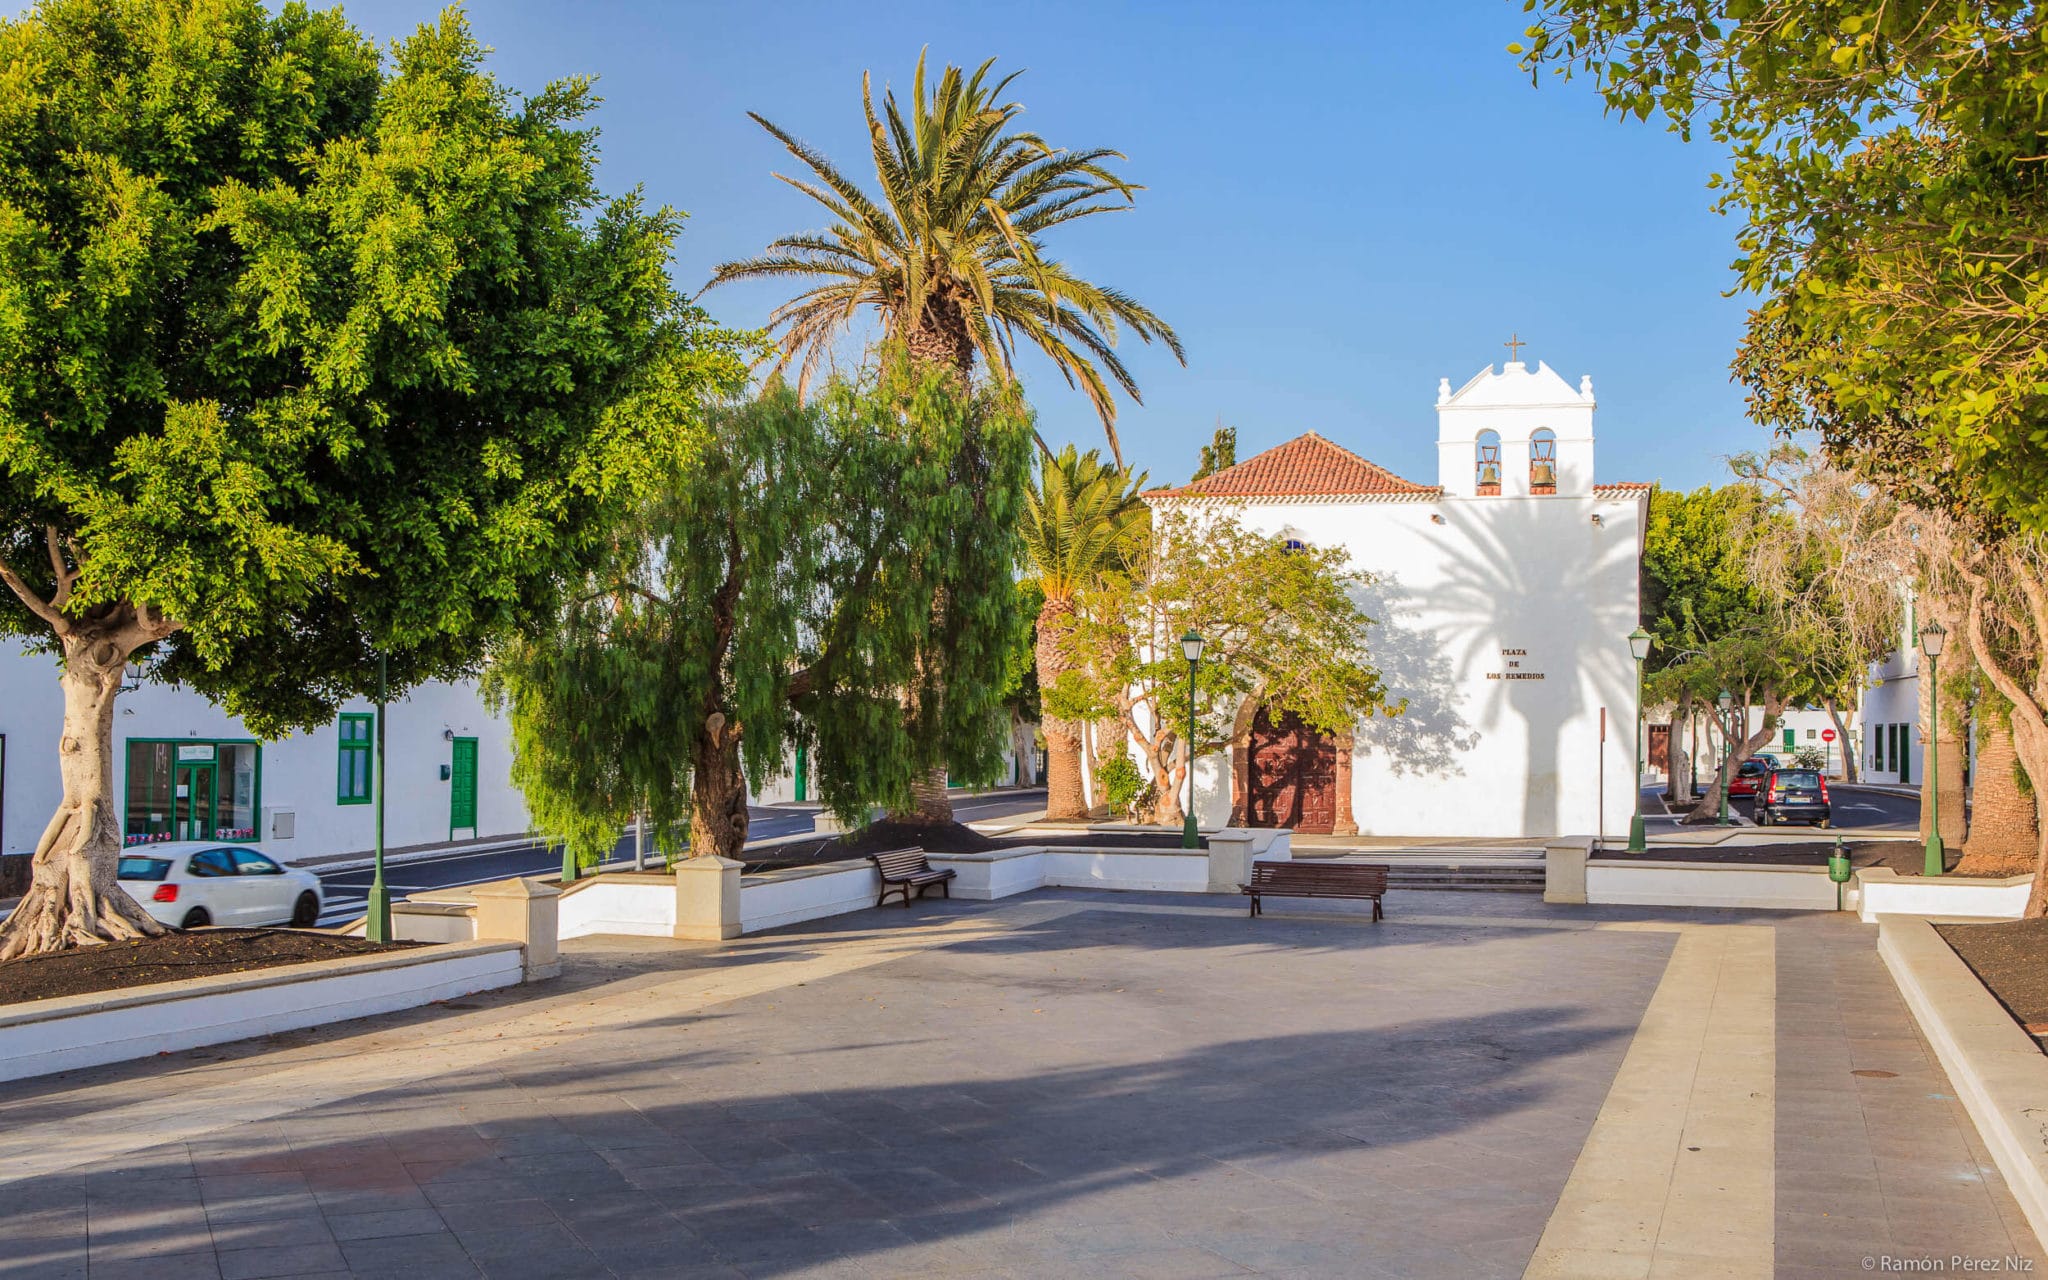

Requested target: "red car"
[{"left": 1728, "top": 756, "right": 1778, "bottom": 797}]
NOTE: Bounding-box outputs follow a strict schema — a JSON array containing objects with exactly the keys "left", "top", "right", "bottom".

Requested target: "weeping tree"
[
  {"left": 492, "top": 356, "right": 1033, "bottom": 863},
  {"left": 0, "top": 3, "right": 743, "bottom": 956}
]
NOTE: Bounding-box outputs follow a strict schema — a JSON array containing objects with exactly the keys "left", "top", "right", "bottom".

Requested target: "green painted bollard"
[{"left": 1827, "top": 836, "right": 1853, "bottom": 912}]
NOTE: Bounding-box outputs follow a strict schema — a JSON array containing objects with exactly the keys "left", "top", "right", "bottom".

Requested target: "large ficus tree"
[{"left": 0, "top": 1, "right": 743, "bottom": 956}]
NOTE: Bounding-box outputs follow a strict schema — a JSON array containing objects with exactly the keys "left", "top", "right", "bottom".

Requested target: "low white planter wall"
[
  {"left": 1856, "top": 869, "right": 2030, "bottom": 924},
  {"left": 740, "top": 864, "right": 880, "bottom": 933},
  {"left": 1586, "top": 860, "right": 1846, "bottom": 911},
  {"left": 926, "top": 848, "right": 1042, "bottom": 900},
  {"left": 0, "top": 941, "right": 524, "bottom": 1083},
  {"left": 1880, "top": 915, "right": 2048, "bottom": 1248},
  {"left": 556, "top": 876, "right": 676, "bottom": 939},
  {"left": 930, "top": 846, "right": 1214, "bottom": 899},
  {"left": 1045, "top": 848, "right": 1209, "bottom": 893}
]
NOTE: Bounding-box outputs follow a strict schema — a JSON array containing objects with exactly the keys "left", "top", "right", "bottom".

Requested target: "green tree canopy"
[
  {"left": 1519, "top": 1, "right": 2048, "bottom": 532},
  {"left": 494, "top": 357, "right": 1033, "bottom": 865},
  {"left": 0, "top": 0, "right": 744, "bottom": 955}
]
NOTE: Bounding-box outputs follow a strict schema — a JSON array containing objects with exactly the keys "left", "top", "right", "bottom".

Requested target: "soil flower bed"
[
  {"left": 1937, "top": 918, "right": 2048, "bottom": 1047},
  {"left": 0, "top": 929, "right": 420, "bottom": 1007},
  {"left": 742, "top": 823, "right": 1207, "bottom": 874},
  {"left": 1598, "top": 838, "right": 1954, "bottom": 875}
]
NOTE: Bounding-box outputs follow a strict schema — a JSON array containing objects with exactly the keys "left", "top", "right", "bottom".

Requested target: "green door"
[
  {"left": 793, "top": 744, "right": 808, "bottom": 804},
  {"left": 1897, "top": 725, "right": 1911, "bottom": 784},
  {"left": 450, "top": 737, "right": 478, "bottom": 837},
  {"left": 174, "top": 762, "right": 216, "bottom": 841}
]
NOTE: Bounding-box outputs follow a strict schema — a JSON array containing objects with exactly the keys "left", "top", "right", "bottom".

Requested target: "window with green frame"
[{"left": 337, "top": 713, "right": 374, "bottom": 805}]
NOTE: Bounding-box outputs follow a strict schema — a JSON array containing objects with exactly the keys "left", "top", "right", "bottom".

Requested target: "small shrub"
[
  {"left": 1097, "top": 754, "right": 1146, "bottom": 819},
  {"left": 1791, "top": 745, "right": 1827, "bottom": 770}
]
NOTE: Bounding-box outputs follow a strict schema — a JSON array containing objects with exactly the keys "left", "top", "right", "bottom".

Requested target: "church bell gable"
[{"left": 1435, "top": 348, "right": 1596, "bottom": 498}]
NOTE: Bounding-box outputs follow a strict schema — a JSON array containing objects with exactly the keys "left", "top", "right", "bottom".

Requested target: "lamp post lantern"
[
  {"left": 1181, "top": 631, "right": 1205, "bottom": 849},
  {"left": 1921, "top": 621, "right": 1948, "bottom": 877},
  {"left": 1716, "top": 688, "right": 1734, "bottom": 827},
  {"left": 1627, "top": 627, "right": 1653, "bottom": 852}
]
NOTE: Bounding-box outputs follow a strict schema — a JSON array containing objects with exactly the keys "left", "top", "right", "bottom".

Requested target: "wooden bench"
[
  {"left": 1240, "top": 861, "right": 1389, "bottom": 920},
  {"left": 869, "top": 847, "right": 957, "bottom": 908}
]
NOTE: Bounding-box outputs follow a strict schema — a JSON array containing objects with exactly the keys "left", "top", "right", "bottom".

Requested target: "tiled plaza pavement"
[{"left": 0, "top": 890, "right": 2036, "bottom": 1278}]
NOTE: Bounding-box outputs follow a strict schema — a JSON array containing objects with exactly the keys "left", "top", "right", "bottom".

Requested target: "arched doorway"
[{"left": 1248, "top": 706, "right": 1338, "bottom": 833}]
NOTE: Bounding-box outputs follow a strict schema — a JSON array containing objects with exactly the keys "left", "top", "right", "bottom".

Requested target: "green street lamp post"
[
  {"left": 1181, "top": 631, "right": 1205, "bottom": 849},
  {"left": 1627, "top": 627, "right": 1653, "bottom": 852},
  {"left": 365, "top": 653, "right": 392, "bottom": 943},
  {"left": 1716, "top": 689, "right": 1734, "bottom": 827},
  {"left": 1921, "top": 621, "right": 1948, "bottom": 877}
]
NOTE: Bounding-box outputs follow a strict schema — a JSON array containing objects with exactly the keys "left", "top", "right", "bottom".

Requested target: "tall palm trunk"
[
  {"left": 1959, "top": 717, "right": 2036, "bottom": 874},
  {"left": 1036, "top": 595, "right": 1088, "bottom": 820}
]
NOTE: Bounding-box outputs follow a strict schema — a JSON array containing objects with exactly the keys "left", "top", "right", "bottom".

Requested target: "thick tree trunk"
[
  {"left": 1958, "top": 717, "right": 2036, "bottom": 875},
  {"left": 690, "top": 713, "right": 750, "bottom": 863},
  {"left": 1035, "top": 596, "right": 1089, "bottom": 820},
  {"left": 0, "top": 632, "right": 165, "bottom": 960},
  {"left": 1683, "top": 698, "right": 1780, "bottom": 825},
  {"left": 2013, "top": 717, "right": 2048, "bottom": 917},
  {"left": 1825, "top": 699, "right": 1858, "bottom": 782},
  {"left": 902, "top": 768, "right": 955, "bottom": 825},
  {"left": 1090, "top": 716, "right": 1123, "bottom": 818},
  {"left": 1662, "top": 700, "right": 1687, "bottom": 803}
]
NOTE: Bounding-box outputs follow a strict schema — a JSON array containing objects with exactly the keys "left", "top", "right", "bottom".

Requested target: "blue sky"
[{"left": 334, "top": 1, "right": 1764, "bottom": 491}]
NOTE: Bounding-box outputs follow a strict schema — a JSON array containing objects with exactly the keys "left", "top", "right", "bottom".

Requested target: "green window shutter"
[{"left": 337, "top": 714, "right": 374, "bottom": 804}]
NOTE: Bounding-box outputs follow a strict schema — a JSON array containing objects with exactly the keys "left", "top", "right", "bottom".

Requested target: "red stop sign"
[{"left": 1821, "top": 728, "right": 1837, "bottom": 742}]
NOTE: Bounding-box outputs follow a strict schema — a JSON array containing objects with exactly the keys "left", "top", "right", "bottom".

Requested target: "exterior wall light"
[
  {"left": 1590, "top": 513, "right": 1604, "bottom": 527},
  {"left": 1430, "top": 514, "right": 1447, "bottom": 525}
]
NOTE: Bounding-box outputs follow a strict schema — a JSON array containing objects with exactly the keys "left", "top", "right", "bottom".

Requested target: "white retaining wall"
[
  {"left": 0, "top": 941, "right": 523, "bottom": 1083},
  {"left": 1585, "top": 860, "right": 1846, "bottom": 911},
  {"left": 1856, "top": 870, "right": 2029, "bottom": 924},
  {"left": 740, "top": 864, "right": 881, "bottom": 933},
  {"left": 555, "top": 877, "right": 676, "bottom": 938}
]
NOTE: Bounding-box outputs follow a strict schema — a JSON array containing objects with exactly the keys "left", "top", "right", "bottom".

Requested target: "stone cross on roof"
[{"left": 1504, "top": 332, "right": 1525, "bottom": 363}]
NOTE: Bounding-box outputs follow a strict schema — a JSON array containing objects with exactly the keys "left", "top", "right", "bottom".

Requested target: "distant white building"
[
  {"left": 1144, "top": 350, "right": 1649, "bottom": 839},
  {"left": 0, "top": 643, "right": 528, "bottom": 862},
  {"left": 1858, "top": 594, "right": 1926, "bottom": 786},
  {"left": 0, "top": 645, "right": 1031, "bottom": 862}
]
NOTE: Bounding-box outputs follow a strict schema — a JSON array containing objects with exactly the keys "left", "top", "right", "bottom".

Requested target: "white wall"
[
  {"left": 1184, "top": 488, "right": 1643, "bottom": 839},
  {"left": 0, "top": 641, "right": 527, "bottom": 861}
]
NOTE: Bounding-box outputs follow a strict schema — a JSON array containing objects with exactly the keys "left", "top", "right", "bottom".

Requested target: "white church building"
[{"left": 1149, "top": 353, "right": 1650, "bottom": 840}]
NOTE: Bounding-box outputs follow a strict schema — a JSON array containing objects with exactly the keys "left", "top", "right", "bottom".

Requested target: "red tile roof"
[
  {"left": 1592, "top": 482, "right": 1652, "bottom": 494},
  {"left": 1147, "top": 432, "right": 1437, "bottom": 499}
]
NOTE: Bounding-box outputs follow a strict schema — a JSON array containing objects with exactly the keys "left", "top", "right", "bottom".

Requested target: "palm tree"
[
  {"left": 704, "top": 52, "right": 1183, "bottom": 468},
  {"left": 1024, "top": 446, "right": 1149, "bottom": 819}
]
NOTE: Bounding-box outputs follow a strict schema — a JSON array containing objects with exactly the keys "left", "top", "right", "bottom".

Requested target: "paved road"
[
  {"left": 1650, "top": 782, "right": 1919, "bottom": 832},
  {"left": 312, "top": 789, "right": 1048, "bottom": 925}
]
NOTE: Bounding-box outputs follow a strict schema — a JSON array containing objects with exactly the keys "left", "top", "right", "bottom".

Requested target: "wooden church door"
[{"left": 1248, "top": 707, "right": 1338, "bottom": 834}]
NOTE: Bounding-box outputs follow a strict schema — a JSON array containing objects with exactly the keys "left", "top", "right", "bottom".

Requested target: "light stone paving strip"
[
  {"left": 0, "top": 899, "right": 1091, "bottom": 1186},
  {"left": 1524, "top": 924, "right": 1776, "bottom": 1279}
]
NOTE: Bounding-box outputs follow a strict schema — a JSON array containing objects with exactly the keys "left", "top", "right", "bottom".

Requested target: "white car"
[{"left": 117, "top": 842, "right": 324, "bottom": 930}]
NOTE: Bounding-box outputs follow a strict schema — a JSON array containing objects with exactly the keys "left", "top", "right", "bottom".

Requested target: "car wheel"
[
  {"left": 180, "top": 907, "right": 210, "bottom": 930},
  {"left": 290, "top": 892, "right": 319, "bottom": 928}
]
